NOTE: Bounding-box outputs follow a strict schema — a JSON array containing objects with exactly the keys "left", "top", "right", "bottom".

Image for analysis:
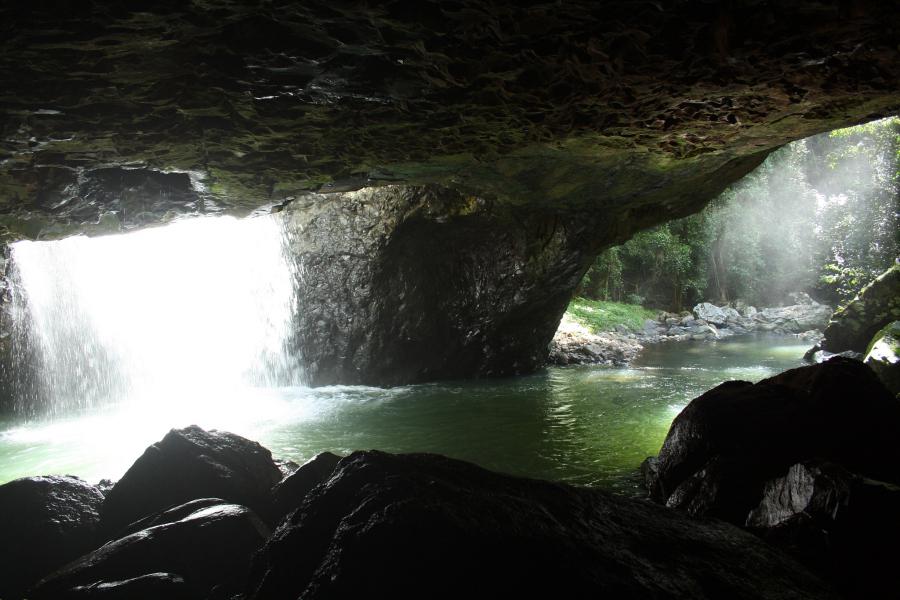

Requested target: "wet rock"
[
  {"left": 863, "top": 320, "right": 900, "bottom": 394},
  {"left": 117, "top": 497, "right": 227, "bottom": 538},
  {"left": 747, "top": 460, "right": 900, "bottom": 598},
  {"left": 273, "top": 458, "right": 300, "bottom": 478},
  {"left": 95, "top": 479, "right": 115, "bottom": 497},
  {"left": 64, "top": 572, "right": 188, "bottom": 600},
  {"left": 100, "top": 425, "right": 282, "bottom": 536},
  {"left": 272, "top": 452, "right": 341, "bottom": 522},
  {"left": 804, "top": 347, "right": 863, "bottom": 363},
  {"left": 32, "top": 502, "right": 269, "bottom": 600},
  {"left": 748, "top": 461, "right": 857, "bottom": 529},
  {"left": 662, "top": 455, "right": 765, "bottom": 523},
  {"left": 0, "top": 475, "right": 105, "bottom": 599},
  {"left": 644, "top": 358, "right": 900, "bottom": 522},
  {"left": 245, "top": 451, "right": 835, "bottom": 600},
  {"left": 821, "top": 264, "right": 900, "bottom": 353}
]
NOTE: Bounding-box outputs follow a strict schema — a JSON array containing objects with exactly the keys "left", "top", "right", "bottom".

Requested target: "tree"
[{"left": 578, "top": 117, "right": 899, "bottom": 310}]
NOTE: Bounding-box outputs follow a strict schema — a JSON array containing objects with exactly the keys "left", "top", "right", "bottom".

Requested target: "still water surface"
[{"left": 0, "top": 336, "right": 810, "bottom": 491}]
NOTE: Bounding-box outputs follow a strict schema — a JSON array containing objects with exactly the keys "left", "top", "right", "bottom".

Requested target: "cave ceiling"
[{"left": 0, "top": 0, "right": 898, "bottom": 239}]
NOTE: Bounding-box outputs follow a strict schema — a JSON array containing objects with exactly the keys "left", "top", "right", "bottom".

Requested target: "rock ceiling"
[{"left": 1, "top": 0, "right": 898, "bottom": 239}]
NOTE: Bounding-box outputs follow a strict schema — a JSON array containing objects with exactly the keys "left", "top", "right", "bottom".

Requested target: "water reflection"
[{"left": 0, "top": 336, "right": 811, "bottom": 491}]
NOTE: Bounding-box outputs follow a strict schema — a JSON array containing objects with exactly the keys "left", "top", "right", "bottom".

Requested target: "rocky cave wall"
[
  {"left": 282, "top": 185, "right": 616, "bottom": 385},
  {"left": 2, "top": 1, "right": 898, "bottom": 235},
  {"left": 0, "top": 1, "right": 898, "bottom": 389}
]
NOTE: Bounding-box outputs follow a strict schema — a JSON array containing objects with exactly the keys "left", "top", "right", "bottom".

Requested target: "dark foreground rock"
[
  {"left": 59, "top": 572, "right": 189, "bottom": 600},
  {"left": 643, "top": 358, "right": 900, "bottom": 596},
  {"left": 0, "top": 475, "right": 105, "bottom": 599},
  {"left": 271, "top": 451, "right": 341, "bottom": 523},
  {"left": 32, "top": 501, "right": 269, "bottom": 600},
  {"left": 245, "top": 450, "right": 834, "bottom": 600},
  {"left": 747, "top": 460, "right": 900, "bottom": 599},
  {"left": 644, "top": 357, "right": 900, "bottom": 521},
  {"left": 100, "top": 425, "right": 282, "bottom": 536},
  {"left": 863, "top": 320, "right": 900, "bottom": 395},
  {"left": 820, "top": 264, "right": 900, "bottom": 354}
]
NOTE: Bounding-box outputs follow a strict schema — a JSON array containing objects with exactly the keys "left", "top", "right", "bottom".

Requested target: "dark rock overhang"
[{"left": 1, "top": 0, "right": 898, "bottom": 239}]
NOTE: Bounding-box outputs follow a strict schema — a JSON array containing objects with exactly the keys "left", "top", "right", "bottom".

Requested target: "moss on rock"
[
  {"left": 821, "top": 265, "right": 900, "bottom": 354},
  {"left": 864, "top": 321, "right": 900, "bottom": 395}
]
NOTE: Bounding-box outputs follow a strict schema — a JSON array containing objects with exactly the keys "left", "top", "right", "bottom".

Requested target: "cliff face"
[
  {"left": 281, "top": 185, "right": 604, "bottom": 385},
  {"left": 0, "top": 1, "right": 898, "bottom": 384}
]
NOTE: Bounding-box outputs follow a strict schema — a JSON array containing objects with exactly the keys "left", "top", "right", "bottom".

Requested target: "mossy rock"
[
  {"left": 822, "top": 265, "right": 900, "bottom": 354},
  {"left": 864, "top": 321, "right": 900, "bottom": 396}
]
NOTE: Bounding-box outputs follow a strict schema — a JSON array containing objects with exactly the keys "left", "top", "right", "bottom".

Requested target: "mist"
[{"left": 581, "top": 116, "right": 899, "bottom": 310}]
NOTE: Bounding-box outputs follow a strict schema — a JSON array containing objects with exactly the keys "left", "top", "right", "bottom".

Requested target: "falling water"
[{"left": 6, "top": 214, "right": 302, "bottom": 418}]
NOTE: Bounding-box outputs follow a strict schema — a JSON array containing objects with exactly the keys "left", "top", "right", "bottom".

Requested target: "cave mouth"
[{"left": 0, "top": 222, "right": 814, "bottom": 487}]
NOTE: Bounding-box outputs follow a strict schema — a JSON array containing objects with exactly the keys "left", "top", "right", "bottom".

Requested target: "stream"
[{"left": 0, "top": 335, "right": 811, "bottom": 491}]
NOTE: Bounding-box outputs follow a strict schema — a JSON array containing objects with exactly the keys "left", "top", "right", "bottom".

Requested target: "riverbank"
[{"left": 549, "top": 296, "right": 830, "bottom": 366}]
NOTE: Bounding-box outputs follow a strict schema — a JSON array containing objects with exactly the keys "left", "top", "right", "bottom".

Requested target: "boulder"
[
  {"left": 0, "top": 475, "right": 105, "bottom": 598},
  {"left": 283, "top": 187, "right": 600, "bottom": 386},
  {"left": 100, "top": 425, "right": 282, "bottom": 537},
  {"left": 757, "top": 304, "right": 832, "bottom": 333},
  {"left": 788, "top": 292, "right": 816, "bottom": 305},
  {"left": 31, "top": 502, "right": 269, "bottom": 600},
  {"left": 644, "top": 358, "right": 900, "bottom": 523},
  {"left": 693, "top": 302, "right": 727, "bottom": 326},
  {"left": 820, "top": 264, "right": 900, "bottom": 353},
  {"left": 796, "top": 330, "right": 823, "bottom": 342},
  {"left": 804, "top": 348, "right": 863, "bottom": 363},
  {"left": 245, "top": 451, "right": 835, "bottom": 600},
  {"left": 747, "top": 461, "right": 900, "bottom": 598},
  {"left": 642, "top": 319, "right": 661, "bottom": 334},
  {"left": 272, "top": 452, "right": 342, "bottom": 522},
  {"left": 864, "top": 321, "right": 900, "bottom": 395},
  {"left": 721, "top": 306, "right": 741, "bottom": 321},
  {"left": 686, "top": 323, "right": 718, "bottom": 340},
  {"left": 116, "top": 497, "right": 227, "bottom": 538},
  {"left": 273, "top": 458, "right": 300, "bottom": 478}
]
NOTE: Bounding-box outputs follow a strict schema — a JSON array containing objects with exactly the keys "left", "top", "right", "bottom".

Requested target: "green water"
[{"left": 0, "top": 335, "right": 810, "bottom": 491}]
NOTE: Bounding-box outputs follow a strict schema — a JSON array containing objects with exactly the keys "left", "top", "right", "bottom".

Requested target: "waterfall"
[{"left": 5, "top": 214, "right": 303, "bottom": 418}]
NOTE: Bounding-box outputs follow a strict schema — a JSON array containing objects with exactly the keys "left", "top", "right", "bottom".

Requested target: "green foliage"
[
  {"left": 580, "top": 247, "right": 623, "bottom": 301},
  {"left": 579, "top": 116, "right": 899, "bottom": 310},
  {"left": 566, "top": 297, "right": 657, "bottom": 333},
  {"left": 818, "top": 263, "right": 874, "bottom": 304}
]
